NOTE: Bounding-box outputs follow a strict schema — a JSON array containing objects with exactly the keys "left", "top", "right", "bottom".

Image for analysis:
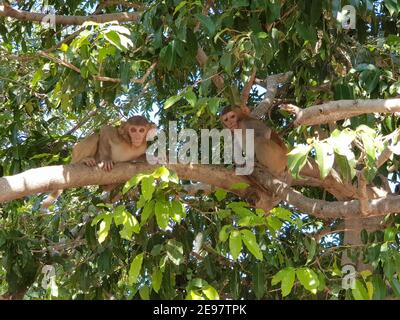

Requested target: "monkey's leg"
[{"left": 71, "top": 133, "right": 99, "bottom": 164}]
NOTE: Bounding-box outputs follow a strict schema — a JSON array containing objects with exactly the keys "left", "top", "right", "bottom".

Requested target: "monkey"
[
  {"left": 220, "top": 105, "right": 288, "bottom": 177},
  {"left": 42, "top": 115, "right": 156, "bottom": 209}
]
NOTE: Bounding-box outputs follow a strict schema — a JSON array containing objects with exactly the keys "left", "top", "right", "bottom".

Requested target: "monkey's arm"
[{"left": 97, "top": 126, "right": 117, "bottom": 171}]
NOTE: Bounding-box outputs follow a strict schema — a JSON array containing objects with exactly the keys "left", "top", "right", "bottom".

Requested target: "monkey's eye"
[
  {"left": 139, "top": 128, "right": 145, "bottom": 133},
  {"left": 129, "top": 127, "right": 137, "bottom": 133}
]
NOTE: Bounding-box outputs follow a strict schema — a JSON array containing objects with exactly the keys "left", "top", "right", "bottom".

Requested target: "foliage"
[{"left": 1, "top": 0, "right": 400, "bottom": 299}]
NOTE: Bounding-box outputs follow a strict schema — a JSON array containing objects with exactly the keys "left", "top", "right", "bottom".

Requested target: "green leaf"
[
  {"left": 141, "top": 200, "right": 155, "bottom": 225},
  {"left": 229, "top": 230, "right": 242, "bottom": 260},
  {"left": 153, "top": 166, "right": 170, "bottom": 181},
  {"left": 240, "top": 229, "right": 263, "bottom": 261},
  {"left": 360, "top": 132, "right": 376, "bottom": 163},
  {"left": 174, "top": 1, "right": 187, "bottom": 15},
  {"left": 171, "top": 199, "right": 186, "bottom": 222},
  {"left": 272, "top": 267, "right": 295, "bottom": 298},
  {"left": 119, "top": 212, "right": 140, "bottom": 240},
  {"left": 104, "top": 31, "right": 125, "bottom": 51},
  {"left": 184, "top": 90, "right": 197, "bottom": 107},
  {"left": 384, "top": 0, "right": 399, "bottom": 16},
  {"left": 220, "top": 53, "right": 233, "bottom": 74},
  {"left": 296, "top": 268, "right": 319, "bottom": 294},
  {"left": 266, "top": 216, "right": 283, "bottom": 231},
  {"left": 139, "top": 286, "right": 150, "bottom": 300},
  {"left": 215, "top": 189, "right": 228, "bottom": 201},
  {"left": 123, "top": 173, "right": 147, "bottom": 194},
  {"left": 97, "top": 215, "right": 112, "bottom": 244},
  {"left": 142, "top": 176, "right": 156, "bottom": 201},
  {"left": 331, "top": 257, "right": 342, "bottom": 277},
  {"left": 219, "top": 225, "right": 232, "bottom": 242},
  {"left": 155, "top": 200, "right": 170, "bottom": 230},
  {"left": 165, "top": 239, "right": 184, "bottom": 265},
  {"left": 128, "top": 253, "right": 144, "bottom": 285},
  {"left": 208, "top": 97, "right": 220, "bottom": 115},
  {"left": 390, "top": 276, "right": 400, "bottom": 297},
  {"left": 335, "top": 153, "right": 356, "bottom": 182},
  {"left": 164, "top": 95, "right": 182, "bottom": 109},
  {"left": 151, "top": 268, "right": 163, "bottom": 293},
  {"left": 352, "top": 279, "right": 370, "bottom": 300},
  {"left": 195, "top": 14, "right": 216, "bottom": 36},
  {"left": 288, "top": 145, "right": 312, "bottom": 179},
  {"left": 384, "top": 227, "right": 396, "bottom": 242},
  {"left": 252, "top": 263, "right": 265, "bottom": 299},
  {"left": 314, "top": 142, "right": 334, "bottom": 179},
  {"left": 202, "top": 285, "right": 219, "bottom": 300},
  {"left": 305, "top": 237, "right": 317, "bottom": 265},
  {"left": 371, "top": 275, "right": 387, "bottom": 300}
]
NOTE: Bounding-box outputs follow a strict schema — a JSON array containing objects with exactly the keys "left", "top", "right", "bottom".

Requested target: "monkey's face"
[
  {"left": 128, "top": 125, "right": 148, "bottom": 147},
  {"left": 221, "top": 111, "right": 239, "bottom": 130}
]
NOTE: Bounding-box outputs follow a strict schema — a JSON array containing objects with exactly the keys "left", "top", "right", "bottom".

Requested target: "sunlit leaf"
[{"left": 128, "top": 253, "right": 144, "bottom": 285}]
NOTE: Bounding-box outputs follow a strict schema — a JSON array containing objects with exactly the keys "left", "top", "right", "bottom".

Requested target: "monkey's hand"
[
  {"left": 99, "top": 160, "right": 114, "bottom": 171},
  {"left": 82, "top": 157, "right": 97, "bottom": 167}
]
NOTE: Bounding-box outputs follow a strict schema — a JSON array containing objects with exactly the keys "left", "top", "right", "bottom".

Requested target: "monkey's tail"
[{"left": 41, "top": 189, "right": 63, "bottom": 210}]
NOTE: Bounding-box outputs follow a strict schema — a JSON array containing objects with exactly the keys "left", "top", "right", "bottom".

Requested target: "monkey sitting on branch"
[
  {"left": 42, "top": 115, "right": 156, "bottom": 209},
  {"left": 220, "top": 105, "right": 288, "bottom": 177}
]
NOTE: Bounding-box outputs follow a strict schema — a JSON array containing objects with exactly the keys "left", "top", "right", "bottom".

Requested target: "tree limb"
[
  {"left": 94, "top": 0, "right": 145, "bottom": 14},
  {"left": 0, "top": 163, "right": 275, "bottom": 212},
  {"left": 251, "top": 71, "right": 293, "bottom": 119},
  {"left": 2, "top": 163, "right": 400, "bottom": 219},
  {"left": 281, "top": 99, "right": 400, "bottom": 126},
  {"left": 0, "top": 3, "right": 141, "bottom": 25},
  {"left": 252, "top": 166, "right": 400, "bottom": 219}
]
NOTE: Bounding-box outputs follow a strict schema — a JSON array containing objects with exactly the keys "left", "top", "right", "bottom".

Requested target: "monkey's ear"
[
  {"left": 117, "top": 122, "right": 126, "bottom": 136},
  {"left": 241, "top": 105, "right": 251, "bottom": 115}
]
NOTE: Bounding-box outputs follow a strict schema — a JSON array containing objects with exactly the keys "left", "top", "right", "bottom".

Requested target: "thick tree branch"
[
  {"left": 281, "top": 99, "right": 400, "bottom": 126},
  {"left": 2, "top": 163, "right": 400, "bottom": 219},
  {"left": 251, "top": 71, "right": 293, "bottom": 119},
  {"left": 252, "top": 166, "right": 400, "bottom": 219},
  {"left": 0, "top": 163, "right": 275, "bottom": 211},
  {"left": 0, "top": 3, "right": 141, "bottom": 25}
]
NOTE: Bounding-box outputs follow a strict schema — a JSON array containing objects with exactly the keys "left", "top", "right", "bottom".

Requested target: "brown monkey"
[
  {"left": 220, "top": 105, "right": 288, "bottom": 177},
  {"left": 42, "top": 115, "right": 156, "bottom": 209}
]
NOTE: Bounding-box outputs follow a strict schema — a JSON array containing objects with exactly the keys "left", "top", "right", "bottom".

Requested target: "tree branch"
[
  {"left": 281, "top": 99, "right": 400, "bottom": 126},
  {"left": 38, "top": 51, "right": 157, "bottom": 84},
  {"left": 0, "top": 3, "right": 141, "bottom": 25},
  {"left": 240, "top": 68, "right": 256, "bottom": 108},
  {"left": 251, "top": 71, "right": 293, "bottom": 119},
  {"left": 2, "top": 163, "right": 400, "bottom": 219},
  {"left": 0, "top": 163, "right": 275, "bottom": 212},
  {"left": 252, "top": 166, "right": 400, "bottom": 219},
  {"left": 94, "top": 0, "right": 145, "bottom": 14}
]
